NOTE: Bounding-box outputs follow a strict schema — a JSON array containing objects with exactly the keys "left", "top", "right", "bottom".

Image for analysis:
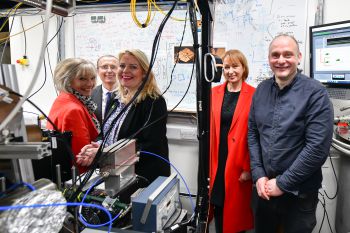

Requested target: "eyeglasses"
[{"left": 98, "top": 65, "right": 118, "bottom": 71}]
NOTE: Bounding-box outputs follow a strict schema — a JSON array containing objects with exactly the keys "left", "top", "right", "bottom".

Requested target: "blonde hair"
[
  {"left": 54, "top": 58, "right": 97, "bottom": 93},
  {"left": 117, "top": 49, "right": 161, "bottom": 104},
  {"left": 222, "top": 49, "right": 249, "bottom": 81}
]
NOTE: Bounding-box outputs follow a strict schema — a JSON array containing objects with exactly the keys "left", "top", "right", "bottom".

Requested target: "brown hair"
[{"left": 222, "top": 49, "right": 249, "bottom": 80}]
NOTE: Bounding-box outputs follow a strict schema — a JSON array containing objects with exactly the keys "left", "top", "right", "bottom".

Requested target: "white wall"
[
  {"left": 9, "top": 14, "right": 61, "bottom": 121},
  {"left": 324, "top": 0, "right": 350, "bottom": 23}
]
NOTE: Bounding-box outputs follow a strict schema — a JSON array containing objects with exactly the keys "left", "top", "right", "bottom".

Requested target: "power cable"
[
  {"left": 20, "top": 16, "right": 27, "bottom": 56},
  {"left": 322, "top": 151, "right": 338, "bottom": 200},
  {"left": 68, "top": 0, "right": 180, "bottom": 203},
  {"left": 318, "top": 193, "right": 335, "bottom": 233},
  {"left": 28, "top": 16, "right": 63, "bottom": 99}
]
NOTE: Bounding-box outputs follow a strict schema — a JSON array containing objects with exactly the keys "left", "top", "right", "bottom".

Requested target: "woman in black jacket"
[{"left": 79, "top": 49, "right": 170, "bottom": 183}]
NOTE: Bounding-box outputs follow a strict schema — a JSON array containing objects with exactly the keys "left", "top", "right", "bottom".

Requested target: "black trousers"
[{"left": 251, "top": 187, "right": 318, "bottom": 233}]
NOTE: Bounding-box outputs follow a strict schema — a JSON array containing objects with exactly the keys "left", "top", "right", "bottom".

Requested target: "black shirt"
[{"left": 211, "top": 87, "right": 240, "bottom": 206}]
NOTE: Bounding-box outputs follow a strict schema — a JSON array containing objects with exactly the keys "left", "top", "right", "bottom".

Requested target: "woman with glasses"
[
  {"left": 79, "top": 49, "right": 170, "bottom": 183},
  {"left": 47, "top": 58, "right": 100, "bottom": 174}
]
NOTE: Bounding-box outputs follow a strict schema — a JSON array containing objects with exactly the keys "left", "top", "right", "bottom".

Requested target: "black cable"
[
  {"left": 46, "top": 17, "right": 64, "bottom": 78},
  {"left": 135, "top": 174, "right": 150, "bottom": 186},
  {"left": 318, "top": 193, "right": 326, "bottom": 233},
  {"left": 28, "top": 16, "right": 63, "bottom": 99},
  {"left": 23, "top": 110, "right": 39, "bottom": 116},
  {"left": 100, "top": 0, "right": 180, "bottom": 157},
  {"left": 161, "top": 8, "right": 189, "bottom": 96},
  {"left": 318, "top": 193, "right": 335, "bottom": 233},
  {"left": 28, "top": 52, "right": 47, "bottom": 99},
  {"left": 28, "top": 16, "right": 48, "bottom": 99},
  {"left": 322, "top": 152, "right": 338, "bottom": 200},
  {"left": 20, "top": 16, "right": 27, "bottom": 56},
  {"left": 83, "top": 1, "right": 192, "bottom": 188},
  {"left": 78, "top": 0, "right": 180, "bottom": 193},
  {"left": 108, "top": 0, "right": 190, "bottom": 145},
  {"left": 128, "top": 52, "right": 195, "bottom": 142},
  {"left": 56, "top": 16, "right": 61, "bottom": 62},
  {"left": 68, "top": 0, "right": 180, "bottom": 203},
  {"left": 127, "top": 2, "right": 196, "bottom": 140},
  {"left": 9, "top": 90, "right": 82, "bottom": 182},
  {"left": 46, "top": 38, "right": 54, "bottom": 78},
  {"left": 10, "top": 90, "right": 59, "bottom": 132}
]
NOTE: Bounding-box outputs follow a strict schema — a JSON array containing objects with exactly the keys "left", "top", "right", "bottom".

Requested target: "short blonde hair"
[
  {"left": 117, "top": 49, "right": 161, "bottom": 104},
  {"left": 54, "top": 58, "right": 97, "bottom": 93},
  {"left": 222, "top": 49, "right": 249, "bottom": 81}
]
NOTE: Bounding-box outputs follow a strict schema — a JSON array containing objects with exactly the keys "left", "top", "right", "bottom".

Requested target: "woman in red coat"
[
  {"left": 48, "top": 58, "right": 100, "bottom": 174},
  {"left": 209, "top": 50, "right": 255, "bottom": 233}
]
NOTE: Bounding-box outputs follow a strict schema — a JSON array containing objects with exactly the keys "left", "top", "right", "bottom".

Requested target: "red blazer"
[
  {"left": 209, "top": 81, "right": 255, "bottom": 232},
  {"left": 47, "top": 92, "right": 99, "bottom": 173}
]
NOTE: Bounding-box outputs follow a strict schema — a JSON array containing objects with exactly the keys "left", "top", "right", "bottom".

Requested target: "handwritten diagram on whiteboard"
[
  {"left": 74, "top": 0, "right": 308, "bottom": 111},
  {"left": 213, "top": 0, "right": 308, "bottom": 87},
  {"left": 74, "top": 7, "right": 196, "bottom": 112}
]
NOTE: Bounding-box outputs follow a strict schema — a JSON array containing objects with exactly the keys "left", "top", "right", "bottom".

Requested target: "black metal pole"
[{"left": 193, "top": 1, "right": 214, "bottom": 232}]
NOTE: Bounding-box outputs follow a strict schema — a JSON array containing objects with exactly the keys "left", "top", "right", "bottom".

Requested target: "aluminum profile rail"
[{"left": 0, "top": 142, "right": 51, "bottom": 160}]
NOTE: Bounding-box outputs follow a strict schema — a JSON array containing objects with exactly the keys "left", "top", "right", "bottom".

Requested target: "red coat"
[
  {"left": 47, "top": 92, "right": 99, "bottom": 173},
  {"left": 209, "top": 81, "right": 255, "bottom": 232}
]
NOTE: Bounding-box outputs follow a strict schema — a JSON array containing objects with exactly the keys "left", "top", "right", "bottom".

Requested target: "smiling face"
[
  {"left": 70, "top": 74, "right": 96, "bottom": 96},
  {"left": 223, "top": 56, "right": 245, "bottom": 87},
  {"left": 117, "top": 53, "right": 145, "bottom": 92},
  {"left": 97, "top": 56, "right": 118, "bottom": 90},
  {"left": 268, "top": 36, "right": 302, "bottom": 83}
]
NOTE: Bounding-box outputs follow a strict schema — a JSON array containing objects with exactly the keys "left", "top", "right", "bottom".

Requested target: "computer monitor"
[{"left": 310, "top": 20, "right": 350, "bottom": 86}]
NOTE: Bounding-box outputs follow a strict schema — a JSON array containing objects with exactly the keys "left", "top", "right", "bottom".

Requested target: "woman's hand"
[
  {"left": 76, "top": 142, "right": 100, "bottom": 166},
  {"left": 238, "top": 170, "right": 252, "bottom": 182}
]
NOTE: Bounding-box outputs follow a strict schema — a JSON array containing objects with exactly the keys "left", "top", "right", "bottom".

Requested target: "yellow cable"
[
  {"left": 0, "top": 15, "right": 54, "bottom": 44},
  {"left": 151, "top": 0, "right": 185, "bottom": 22},
  {"left": 130, "top": 0, "right": 152, "bottom": 28},
  {"left": 77, "top": 192, "right": 83, "bottom": 201},
  {"left": 0, "top": 3, "right": 23, "bottom": 32},
  {"left": 0, "top": 2, "right": 20, "bottom": 17}
]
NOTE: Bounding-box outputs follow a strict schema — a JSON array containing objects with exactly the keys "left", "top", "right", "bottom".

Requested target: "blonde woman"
[
  {"left": 79, "top": 49, "right": 170, "bottom": 183},
  {"left": 47, "top": 58, "right": 100, "bottom": 174}
]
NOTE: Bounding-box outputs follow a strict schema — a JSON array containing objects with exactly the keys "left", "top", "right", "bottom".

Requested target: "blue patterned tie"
[{"left": 104, "top": 92, "right": 112, "bottom": 117}]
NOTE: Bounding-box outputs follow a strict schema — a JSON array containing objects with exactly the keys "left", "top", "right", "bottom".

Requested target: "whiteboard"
[
  {"left": 74, "top": 7, "right": 196, "bottom": 112},
  {"left": 74, "top": 0, "right": 308, "bottom": 111},
  {"left": 213, "top": 0, "right": 308, "bottom": 87}
]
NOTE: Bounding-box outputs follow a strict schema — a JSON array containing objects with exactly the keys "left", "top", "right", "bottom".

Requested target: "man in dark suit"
[{"left": 91, "top": 55, "right": 119, "bottom": 124}]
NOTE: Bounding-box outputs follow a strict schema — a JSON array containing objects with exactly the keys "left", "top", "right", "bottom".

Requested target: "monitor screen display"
[{"left": 310, "top": 21, "right": 350, "bottom": 85}]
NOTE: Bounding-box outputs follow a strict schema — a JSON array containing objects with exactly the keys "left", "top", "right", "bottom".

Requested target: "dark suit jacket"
[
  {"left": 91, "top": 85, "right": 103, "bottom": 124},
  {"left": 107, "top": 95, "right": 170, "bottom": 183},
  {"left": 92, "top": 85, "right": 115, "bottom": 125}
]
